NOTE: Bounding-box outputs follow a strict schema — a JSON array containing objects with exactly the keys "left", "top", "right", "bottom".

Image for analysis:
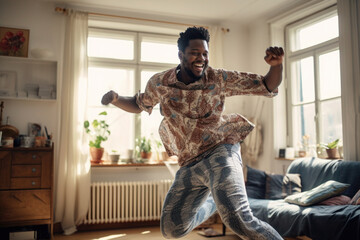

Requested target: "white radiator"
[{"left": 84, "top": 180, "right": 173, "bottom": 224}]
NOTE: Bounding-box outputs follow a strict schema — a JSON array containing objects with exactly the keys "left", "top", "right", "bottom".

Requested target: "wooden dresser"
[{"left": 0, "top": 146, "right": 54, "bottom": 239}]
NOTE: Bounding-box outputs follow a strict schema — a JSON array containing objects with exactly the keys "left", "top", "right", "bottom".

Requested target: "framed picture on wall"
[{"left": 0, "top": 27, "right": 29, "bottom": 57}]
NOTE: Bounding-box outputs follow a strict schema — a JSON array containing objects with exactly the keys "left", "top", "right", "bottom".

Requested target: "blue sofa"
[{"left": 247, "top": 157, "right": 360, "bottom": 240}]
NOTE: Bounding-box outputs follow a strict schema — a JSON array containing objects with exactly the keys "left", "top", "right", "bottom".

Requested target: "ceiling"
[{"left": 50, "top": 0, "right": 309, "bottom": 24}]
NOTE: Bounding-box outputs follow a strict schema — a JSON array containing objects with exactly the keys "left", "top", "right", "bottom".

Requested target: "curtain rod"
[{"left": 54, "top": 7, "right": 230, "bottom": 32}]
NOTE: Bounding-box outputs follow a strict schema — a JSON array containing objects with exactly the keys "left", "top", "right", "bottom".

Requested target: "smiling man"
[{"left": 102, "top": 27, "right": 284, "bottom": 239}]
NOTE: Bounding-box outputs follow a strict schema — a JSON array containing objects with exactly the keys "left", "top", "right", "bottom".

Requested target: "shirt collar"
[{"left": 169, "top": 64, "right": 209, "bottom": 87}]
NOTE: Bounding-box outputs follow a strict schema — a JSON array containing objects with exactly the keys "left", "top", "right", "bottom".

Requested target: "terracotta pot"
[
  {"left": 326, "top": 148, "right": 339, "bottom": 159},
  {"left": 90, "top": 147, "right": 104, "bottom": 163},
  {"left": 140, "top": 151, "right": 152, "bottom": 159}
]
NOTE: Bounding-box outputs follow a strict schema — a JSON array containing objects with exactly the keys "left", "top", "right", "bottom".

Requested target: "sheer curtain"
[
  {"left": 208, "top": 26, "right": 224, "bottom": 68},
  {"left": 338, "top": 0, "right": 360, "bottom": 161},
  {"left": 54, "top": 10, "right": 90, "bottom": 235}
]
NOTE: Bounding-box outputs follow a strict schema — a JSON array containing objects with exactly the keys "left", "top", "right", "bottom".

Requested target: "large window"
[
  {"left": 285, "top": 7, "right": 342, "bottom": 152},
  {"left": 87, "top": 28, "right": 178, "bottom": 157}
]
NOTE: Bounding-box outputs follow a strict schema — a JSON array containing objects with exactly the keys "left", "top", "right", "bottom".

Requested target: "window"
[
  {"left": 87, "top": 28, "right": 178, "bottom": 157},
  {"left": 285, "top": 7, "right": 342, "bottom": 151}
]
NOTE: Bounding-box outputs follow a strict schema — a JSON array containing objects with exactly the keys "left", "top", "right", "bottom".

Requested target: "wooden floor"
[{"left": 54, "top": 224, "right": 241, "bottom": 240}]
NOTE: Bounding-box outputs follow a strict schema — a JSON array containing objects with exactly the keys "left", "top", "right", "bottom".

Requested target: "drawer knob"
[
  {"left": 32, "top": 155, "right": 37, "bottom": 159},
  {"left": 32, "top": 168, "right": 36, "bottom": 172},
  {"left": 32, "top": 181, "right": 36, "bottom": 186}
]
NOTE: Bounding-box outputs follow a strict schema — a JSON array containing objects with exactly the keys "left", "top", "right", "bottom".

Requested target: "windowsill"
[
  {"left": 91, "top": 161, "right": 167, "bottom": 167},
  {"left": 275, "top": 157, "right": 296, "bottom": 161}
]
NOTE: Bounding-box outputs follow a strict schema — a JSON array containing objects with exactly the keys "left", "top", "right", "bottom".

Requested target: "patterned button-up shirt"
[{"left": 136, "top": 65, "right": 277, "bottom": 166}]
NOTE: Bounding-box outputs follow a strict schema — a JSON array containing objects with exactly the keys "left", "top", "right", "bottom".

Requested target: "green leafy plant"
[
  {"left": 321, "top": 139, "right": 339, "bottom": 149},
  {"left": 84, "top": 111, "right": 110, "bottom": 148},
  {"left": 136, "top": 136, "right": 152, "bottom": 153}
]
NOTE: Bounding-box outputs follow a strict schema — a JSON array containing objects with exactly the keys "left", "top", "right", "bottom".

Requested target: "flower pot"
[
  {"left": 109, "top": 154, "right": 120, "bottom": 163},
  {"left": 140, "top": 151, "right": 152, "bottom": 160},
  {"left": 90, "top": 147, "right": 104, "bottom": 163},
  {"left": 326, "top": 148, "right": 340, "bottom": 159}
]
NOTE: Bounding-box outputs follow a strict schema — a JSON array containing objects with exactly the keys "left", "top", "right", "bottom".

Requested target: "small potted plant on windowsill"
[
  {"left": 321, "top": 139, "right": 340, "bottom": 159},
  {"left": 109, "top": 149, "right": 120, "bottom": 163},
  {"left": 84, "top": 111, "right": 110, "bottom": 163},
  {"left": 136, "top": 136, "right": 152, "bottom": 161}
]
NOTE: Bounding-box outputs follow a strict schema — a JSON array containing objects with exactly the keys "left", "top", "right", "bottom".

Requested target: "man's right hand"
[{"left": 101, "top": 90, "right": 118, "bottom": 105}]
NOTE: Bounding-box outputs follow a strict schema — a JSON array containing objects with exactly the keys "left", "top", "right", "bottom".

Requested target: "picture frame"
[
  {"left": 28, "top": 123, "right": 42, "bottom": 137},
  {"left": 0, "top": 27, "right": 29, "bottom": 57}
]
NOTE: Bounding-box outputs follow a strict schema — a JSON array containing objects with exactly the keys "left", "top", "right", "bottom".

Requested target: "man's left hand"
[{"left": 264, "top": 46, "right": 284, "bottom": 66}]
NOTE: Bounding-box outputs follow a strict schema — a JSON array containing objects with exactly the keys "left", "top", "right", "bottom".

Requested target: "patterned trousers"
[{"left": 160, "top": 143, "right": 283, "bottom": 240}]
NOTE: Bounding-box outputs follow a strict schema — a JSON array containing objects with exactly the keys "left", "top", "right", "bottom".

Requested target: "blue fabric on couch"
[{"left": 247, "top": 158, "right": 360, "bottom": 240}]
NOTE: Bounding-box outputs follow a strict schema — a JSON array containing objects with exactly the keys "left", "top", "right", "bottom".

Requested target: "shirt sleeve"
[
  {"left": 222, "top": 70, "right": 278, "bottom": 97},
  {"left": 135, "top": 74, "right": 161, "bottom": 115}
]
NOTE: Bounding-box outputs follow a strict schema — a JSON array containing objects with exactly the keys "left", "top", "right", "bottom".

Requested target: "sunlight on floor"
[{"left": 96, "top": 233, "right": 126, "bottom": 240}]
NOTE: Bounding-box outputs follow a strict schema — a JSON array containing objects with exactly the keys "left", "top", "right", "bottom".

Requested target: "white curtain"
[
  {"left": 54, "top": 10, "right": 90, "bottom": 235},
  {"left": 338, "top": 0, "right": 360, "bottom": 161},
  {"left": 208, "top": 26, "right": 224, "bottom": 68}
]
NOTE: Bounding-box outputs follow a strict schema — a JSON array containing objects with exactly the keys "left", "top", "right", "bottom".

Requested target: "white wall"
[
  {"left": 222, "top": 19, "right": 280, "bottom": 172},
  {"left": 0, "top": 0, "right": 64, "bottom": 145},
  {"left": 0, "top": 0, "right": 280, "bottom": 174}
]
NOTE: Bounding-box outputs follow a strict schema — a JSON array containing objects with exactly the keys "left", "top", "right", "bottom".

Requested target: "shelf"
[{"left": 0, "top": 56, "right": 57, "bottom": 101}]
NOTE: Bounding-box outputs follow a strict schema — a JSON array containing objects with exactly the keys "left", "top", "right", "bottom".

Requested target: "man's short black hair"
[{"left": 177, "top": 26, "right": 210, "bottom": 52}]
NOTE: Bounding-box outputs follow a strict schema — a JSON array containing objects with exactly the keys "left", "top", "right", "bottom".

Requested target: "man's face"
[{"left": 179, "top": 39, "right": 209, "bottom": 81}]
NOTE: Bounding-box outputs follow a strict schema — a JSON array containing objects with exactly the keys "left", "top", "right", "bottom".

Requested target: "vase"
[
  {"left": 326, "top": 148, "right": 339, "bottom": 159},
  {"left": 140, "top": 151, "right": 152, "bottom": 160},
  {"left": 90, "top": 147, "right": 104, "bottom": 163}
]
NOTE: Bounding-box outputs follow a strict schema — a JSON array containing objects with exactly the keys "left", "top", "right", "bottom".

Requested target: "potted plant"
[
  {"left": 136, "top": 136, "right": 152, "bottom": 160},
  {"left": 321, "top": 139, "right": 340, "bottom": 159},
  {"left": 84, "top": 111, "right": 110, "bottom": 163},
  {"left": 109, "top": 149, "right": 120, "bottom": 163}
]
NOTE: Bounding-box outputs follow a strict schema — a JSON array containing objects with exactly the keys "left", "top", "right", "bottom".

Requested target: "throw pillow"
[
  {"left": 245, "top": 166, "right": 266, "bottom": 199},
  {"left": 284, "top": 180, "right": 350, "bottom": 207},
  {"left": 265, "top": 173, "right": 302, "bottom": 199},
  {"left": 318, "top": 195, "right": 351, "bottom": 205},
  {"left": 350, "top": 189, "right": 360, "bottom": 205}
]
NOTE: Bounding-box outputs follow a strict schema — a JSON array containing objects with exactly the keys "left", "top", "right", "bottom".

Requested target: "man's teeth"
[{"left": 195, "top": 64, "right": 203, "bottom": 68}]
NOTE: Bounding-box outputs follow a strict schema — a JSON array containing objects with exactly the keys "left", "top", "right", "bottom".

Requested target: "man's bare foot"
[{"left": 101, "top": 90, "right": 117, "bottom": 105}]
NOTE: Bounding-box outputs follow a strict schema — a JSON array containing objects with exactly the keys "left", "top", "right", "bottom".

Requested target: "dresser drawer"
[
  {"left": 12, "top": 165, "right": 41, "bottom": 177},
  {"left": 13, "top": 151, "right": 51, "bottom": 164},
  {"left": 0, "top": 190, "right": 51, "bottom": 223},
  {"left": 11, "top": 178, "right": 41, "bottom": 189}
]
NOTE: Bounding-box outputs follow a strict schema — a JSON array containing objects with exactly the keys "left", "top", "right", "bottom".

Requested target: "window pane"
[
  {"left": 87, "top": 67, "right": 135, "bottom": 157},
  {"left": 319, "top": 50, "right": 341, "bottom": 99},
  {"left": 293, "top": 103, "right": 316, "bottom": 147},
  {"left": 141, "top": 36, "right": 178, "bottom": 64},
  {"left": 88, "top": 67, "right": 135, "bottom": 106},
  {"left": 291, "top": 57, "right": 315, "bottom": 103},
  {"left": 88, "top": 37, "right": 134, "bottom": 60},
  {"left": 140, "top": 70, "right": 162, "bottom": 142},
  {"left": 320, "top": 98, "right": 342, "bottom": 143},
  {"left": 87, "top": 107, "right": 135, "bottom": 157},
  {"left": 296, "top": 15, "right": 338, "bottom": 50}
]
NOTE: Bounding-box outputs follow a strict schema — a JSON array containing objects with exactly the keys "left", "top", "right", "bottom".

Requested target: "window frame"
[
  {"left": 87, "top": 27, "right": 178, "bottom": 156},
  {"left": 285, "top": 6, "right": 341, "bottom": 148}
]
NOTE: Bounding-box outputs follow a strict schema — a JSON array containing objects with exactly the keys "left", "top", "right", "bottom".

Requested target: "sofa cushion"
[
  {"left": 287, "top": 158, "right": 360, "bottom": 198},
  {"left": 249, "top": 198, "right": 360, "bottom": 239},
  {"left": 284, "top": 180, "right": 350, "bottom": 206},
  {"left": 318, "top": 195, "right": 351, "bottom": 205},
  {"left": 265, "top": 173, "right": 302, "bottom": 199},
  {"left": 245, "top": 166, "right": 266, "bottom": 199}
]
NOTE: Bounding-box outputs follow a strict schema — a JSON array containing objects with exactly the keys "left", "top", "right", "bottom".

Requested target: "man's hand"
[
  {"left": 264, "top": 46, "right": 284, "bottom": 66},
  {"left": 101, "top": 90, "right": 118, "bottom": 105}
]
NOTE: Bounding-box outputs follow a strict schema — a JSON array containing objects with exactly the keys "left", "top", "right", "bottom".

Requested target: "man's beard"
[{"left": 184, "top": 66, "right": 203, "bottom": 81}]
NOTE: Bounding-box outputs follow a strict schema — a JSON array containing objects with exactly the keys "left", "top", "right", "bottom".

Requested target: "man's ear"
[{"left": 178, "top": 51, "right": 183, "bottom": 61}]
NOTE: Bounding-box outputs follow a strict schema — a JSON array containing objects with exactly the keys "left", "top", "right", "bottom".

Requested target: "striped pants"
[{"left": 160, "top": 143, "right": 282, "bottom": 240}]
